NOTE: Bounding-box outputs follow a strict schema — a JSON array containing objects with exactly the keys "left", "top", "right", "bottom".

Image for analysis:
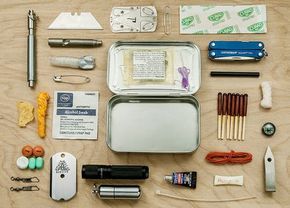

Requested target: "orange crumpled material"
[{"left": 37, "top": 92, "right": 50, "bottom": 138}]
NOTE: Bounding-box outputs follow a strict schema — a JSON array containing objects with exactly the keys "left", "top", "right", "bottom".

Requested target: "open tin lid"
[
  {"left": 107, "top": 41, "right": 201, "bottom": 96},
  {"left": 107, "top": 95, "right": 200, "bottom": 153}
]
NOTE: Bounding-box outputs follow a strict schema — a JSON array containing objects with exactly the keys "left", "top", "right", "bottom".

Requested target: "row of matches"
[{"left": 217, "top": 93, "right": 248, "bottom": 141}]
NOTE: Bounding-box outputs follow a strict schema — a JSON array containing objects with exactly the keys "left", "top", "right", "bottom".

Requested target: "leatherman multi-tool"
[{"left": 208, "top": 41, "right": 267, "bottom": 61}]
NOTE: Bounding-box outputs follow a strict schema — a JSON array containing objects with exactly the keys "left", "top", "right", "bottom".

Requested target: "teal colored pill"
[
  {"left": 35, "top": 157, "right": 44, "bottom": 169},
  {"left": 28, "top": 157, "right": 36, "bottom": 170}
]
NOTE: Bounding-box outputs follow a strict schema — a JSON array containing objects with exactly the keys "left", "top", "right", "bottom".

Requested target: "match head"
[
  {"left": 218, "top": 92, "right": 223, "bottom": 115},
  {"left": 222, "top": 93, "right": 227, "bottom": 115},
  {"left": 239, "top": 95, "right": 244, "bottom": 116},
  {"left": 243, "top": 94, "right": 248, "bottom": 116},
  {"left": 234, "top": 94, "right": 240, "bottom": 116}
]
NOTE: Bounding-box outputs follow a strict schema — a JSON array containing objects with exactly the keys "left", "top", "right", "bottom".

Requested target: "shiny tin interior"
[
  {"left": 106, "top": 41, "right": 201, "bottom": 153},
  {"left": 107, "top": 96, "right": 200, "bottom": 153},
  {"left": 107, "top": 41, "right": 201, "bottom": 96}
]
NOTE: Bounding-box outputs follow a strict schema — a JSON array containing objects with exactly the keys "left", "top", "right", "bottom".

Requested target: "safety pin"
[
  {"left": 163, "top": 6, "right": 171, "bottom": 35},
  {"left": 10, "top": 185, "right": 40, "bottom": 192},
  {"left": 53, "top": 74, "right": 91, "bottom": 84},
  {"left": 11, "top": 176, "right": 39, "bottom": 183}
]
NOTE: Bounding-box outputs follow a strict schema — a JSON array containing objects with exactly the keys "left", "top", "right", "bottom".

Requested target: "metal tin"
[
  {"left": 107, "top": 95, "right": 200, "bottom": 153},
  {"left": 107, "top": 41, "right": 201, "bottom": 153}
]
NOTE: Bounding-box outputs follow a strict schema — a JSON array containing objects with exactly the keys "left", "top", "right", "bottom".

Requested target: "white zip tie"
[{"left": 155, "top": 190, "right": 256, "bottom": 202}]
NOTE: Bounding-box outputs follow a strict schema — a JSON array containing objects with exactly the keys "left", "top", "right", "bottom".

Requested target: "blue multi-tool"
[{"left": 208, "top": 41, "right": 267, "bottom": 61}]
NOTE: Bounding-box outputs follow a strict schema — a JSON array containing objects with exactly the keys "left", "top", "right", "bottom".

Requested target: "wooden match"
[
  {"left": 234, "top": 93, "right": 240, "bottom": 140},
  {"left": 238, "top": 94, "right": 244, "bottom": 141},
  {"left": 217, "top": 92, "right": 223, "bottom": 140},
  {"left": 229, "top": 93, "right": 236, "bottom": 140},
  {"left": 242, "top": 94, "right": 248, "bottom": 141},
  {"left": 226, "top": 93, "right": 231, "bottom": 140},
  {"left": 221, "top": 93, "right": 227, "bottom": 140}
]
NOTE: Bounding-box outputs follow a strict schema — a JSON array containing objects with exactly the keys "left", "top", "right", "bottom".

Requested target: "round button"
[
  {"left": 262, "top": 122, "right": 276, "bottom": 136},
  {"left": 33, "top": 146, "right": 45, "bottom": 157},
  {"left": 16, "top": 156, "right": 29, "bottom": 169},
  {"left": 22, "top": 145, "right": 33, "bottom": 157}
]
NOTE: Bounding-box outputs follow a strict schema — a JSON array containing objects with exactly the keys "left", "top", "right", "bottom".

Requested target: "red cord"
[{"left": 205, "top": 151, "right": 253, "bottom": 164}]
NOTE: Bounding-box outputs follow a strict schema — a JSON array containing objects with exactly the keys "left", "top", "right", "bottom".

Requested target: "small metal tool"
[
  {"left": 48, "top": 38, "right": 102, "bottom": 47},
  {"left": 10, "top": 186, "right": 39, "bottom": 192},
  {"left": 53, "top": 75, "right": 91, "bottom": 84},
  {"left": 11, "top": 176, "right": 39, "bottom": 183},
  {"left": 264, "top": 146, "right": 276, "bottom": 192},
  {"left": 110, "top": 6, "right": 157, "bottom": 33},
  {"left": 27, "top": 10, "right": 37, "bottom": 87},
  {"left": 208, "top": 41, "right": 267, "bottom": 61},
  {"left": 92, "top": 184, "right": 141, "bottom": 199}
]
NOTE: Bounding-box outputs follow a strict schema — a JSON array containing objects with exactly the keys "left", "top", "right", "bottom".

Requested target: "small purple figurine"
[{"left": 178, "top": 66, "right": 190, "bottom": 89}]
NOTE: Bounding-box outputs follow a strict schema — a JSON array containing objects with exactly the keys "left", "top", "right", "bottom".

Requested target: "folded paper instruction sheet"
[{"left": 53, "top": 91, "right": 99, "bottom": 140}]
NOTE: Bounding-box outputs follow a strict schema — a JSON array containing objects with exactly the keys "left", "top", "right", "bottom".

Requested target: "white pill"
[{"left": 16, "top": 156, "right": 29, "bottom": 169}]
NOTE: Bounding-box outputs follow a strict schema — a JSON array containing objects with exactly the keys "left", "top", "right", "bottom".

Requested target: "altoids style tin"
[{"left": 107, "top": 41, "right": 201, "bottom": 153}]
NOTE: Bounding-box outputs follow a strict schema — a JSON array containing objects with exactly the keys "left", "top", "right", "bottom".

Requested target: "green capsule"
[
  {"left": 28, "top": 157, "right": 36, "bottom": 170},
  {"left": 35, "top": 157, "right": 44, "bottom": 169}
]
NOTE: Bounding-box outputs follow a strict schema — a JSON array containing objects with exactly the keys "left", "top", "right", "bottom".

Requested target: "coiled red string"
[{"left": 205, "top": 151, "right": 253, "bottom": 164}]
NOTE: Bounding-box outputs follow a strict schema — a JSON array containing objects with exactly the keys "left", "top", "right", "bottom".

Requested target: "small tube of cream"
[
  {"left": 214, "top": 175, "right": 243, "bottom": 186},
  {"left": 164, "top": 171, "right": 197, "bottom": 189}
]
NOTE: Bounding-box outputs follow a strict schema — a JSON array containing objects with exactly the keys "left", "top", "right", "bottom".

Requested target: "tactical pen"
[
  {"left": 27, "top": 10, "right": 37, "bottom": 88},
  {"left": 48, "top": 38, "right": 102, "bottom": 47},
  {"left": 82, "top": 165, "right": 149, "bottom": 179}
]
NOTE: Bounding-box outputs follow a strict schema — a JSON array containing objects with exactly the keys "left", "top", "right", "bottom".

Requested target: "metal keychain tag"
[{"left": 50, "top": 152, "right": 77, "bottom": 201}]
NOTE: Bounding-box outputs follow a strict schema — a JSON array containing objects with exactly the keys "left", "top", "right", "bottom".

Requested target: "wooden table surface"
[{"left": 1, "top": 0, "right": 290, "bottom": 207}]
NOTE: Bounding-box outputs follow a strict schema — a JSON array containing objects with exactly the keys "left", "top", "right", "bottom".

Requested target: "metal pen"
[{"left": 27, "top": 10, "right": 37, "bottom": 88}]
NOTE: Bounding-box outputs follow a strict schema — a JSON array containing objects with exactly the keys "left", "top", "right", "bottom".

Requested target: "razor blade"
[{"left": 208, "top": 41, "right": 267, "bottom": 61}]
